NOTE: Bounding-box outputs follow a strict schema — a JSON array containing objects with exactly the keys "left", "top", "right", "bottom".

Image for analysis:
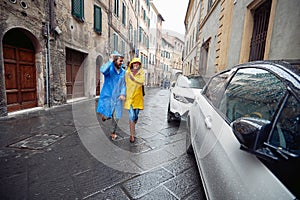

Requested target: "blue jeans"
[{"left": 128, "top": 105, "right": 140, "bottom": 122}]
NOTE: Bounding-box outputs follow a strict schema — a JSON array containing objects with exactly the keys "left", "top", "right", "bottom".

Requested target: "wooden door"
[
  {"left": 4, "top": 45, "right": 37, "bottom": 112},
  {"left": 96, "top": 66, "right": 100, "bottom": 96},
  {"left": 66, "top": 49, "right": 85, "bottom": 99}
]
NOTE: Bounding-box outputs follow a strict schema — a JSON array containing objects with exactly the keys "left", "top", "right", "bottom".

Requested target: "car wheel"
[
  {"left": 186, "top": 117, "right": 194, "bottom": 155},
  {"left": 167, "top": 104, "right": 173, "bottom": 123}
]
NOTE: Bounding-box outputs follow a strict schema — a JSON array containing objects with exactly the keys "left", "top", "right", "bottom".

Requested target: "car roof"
[
  {"left": 231, "top": 60, "right": 300, "bottom": 97},
  {"left": 233, "top": 60, "right": 300, "bottom": 77},
  {"left": 232, "top": 59, "right": 300, "bottom": 81}
]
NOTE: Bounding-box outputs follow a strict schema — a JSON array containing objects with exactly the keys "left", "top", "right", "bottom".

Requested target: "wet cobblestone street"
[{"left": 0, "top": 88, "right": 205, "bottom": 199}]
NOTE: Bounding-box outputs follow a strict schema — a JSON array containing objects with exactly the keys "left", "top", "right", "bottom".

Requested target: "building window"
[
  {"left": 114, "top": 0, "right": 119, "bottom": 17},
  {"left": 122, "top": 3, "right": 126, "bottom": 25},
  {"left": 121, "top": 40, "right": 125, "bottom": 55},
  {"left": 139, "top": 27, "right": 142, "bottom": 42},
  {"left": 72, "top": 0, "right": 84, "bottom": 22},
  {"left": 199, "top": 39, "right": 210, "bottom": 75},
  {"left": 113, "top": 33, "right": 119, "bottom": 51},
  {"left": 94, "top": 5, "right": 102, "bottom": 34},
  {"left": 129, "top": 23, "right": 133, "bottom": 42},
  {"left": 208, "top": 0, "right": 213, "bottom": 11}
]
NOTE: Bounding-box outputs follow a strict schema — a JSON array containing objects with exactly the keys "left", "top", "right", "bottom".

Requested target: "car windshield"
[{"left": 177, "top": 76, "right": 206, "bottom": 89}]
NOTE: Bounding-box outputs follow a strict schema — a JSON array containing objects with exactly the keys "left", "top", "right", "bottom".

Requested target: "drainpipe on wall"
[
  {"left": 108, "top": 0, "right": 112, "bottom": 56},
  {"left": 45, "top": 0, "right": 55, "bottom": 108},
  {"left": 45, "top": 22, "right": 51, "bottom": 108}
]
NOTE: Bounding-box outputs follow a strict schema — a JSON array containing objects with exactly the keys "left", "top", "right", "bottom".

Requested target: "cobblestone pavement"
[{"left": 0, "top": 88, "right": 206, "bottom": 199}]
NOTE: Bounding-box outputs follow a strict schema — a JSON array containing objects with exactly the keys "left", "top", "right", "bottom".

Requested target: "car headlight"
[{"left": 173, "top": 93, "right": 190, "bottom": 104}]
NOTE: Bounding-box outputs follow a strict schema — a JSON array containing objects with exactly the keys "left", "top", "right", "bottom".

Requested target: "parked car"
[
  {"left": 167, "top": 74, "right": 206, "bottom": 122},
  {"left": 186, "top": 60, "right": 300, "bottom": 199}
]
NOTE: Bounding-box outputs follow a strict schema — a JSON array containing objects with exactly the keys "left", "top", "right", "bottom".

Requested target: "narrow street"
[{"left": 0, "top": 88, "right": 205, "bottom": 199}]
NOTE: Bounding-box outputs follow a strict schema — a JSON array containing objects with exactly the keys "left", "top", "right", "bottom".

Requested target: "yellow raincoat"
[{"left": 124, "top": 58, "right": 145, "bottom": 110}]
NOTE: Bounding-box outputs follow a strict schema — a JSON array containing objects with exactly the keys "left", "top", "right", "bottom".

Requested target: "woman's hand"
[
  {"left": 119, "top": 95, "right": 126, "bottom": 101},
  {"left": 129, "top": 73, "right": 135, "bottom": 81}
]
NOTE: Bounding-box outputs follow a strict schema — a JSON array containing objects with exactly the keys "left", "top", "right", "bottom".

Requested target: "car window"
[
  {"left": 187, "top": 76, "right": 206, "bottom": 89},
  {"left": 219, "top": 68, "right": 286, "bottom": 123},
  {"left": 176, "top": 76, "right": 205, "bottom": 89},
  {"left": 269, "top": 94, "right": 300, "bottom": 155},
  {"left": 176, "top": 76, "right": 190, "bottom": 88},
  {"left": 204, "top": 70, "right": 233, "bottom": 107}
]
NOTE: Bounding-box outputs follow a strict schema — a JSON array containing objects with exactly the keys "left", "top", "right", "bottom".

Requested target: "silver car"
[
  {"left": 186, "top": 60, "right": 300, "bottom": 199},
  {"left": 167, "top": 74, "right": 206, "bottom": 122}
]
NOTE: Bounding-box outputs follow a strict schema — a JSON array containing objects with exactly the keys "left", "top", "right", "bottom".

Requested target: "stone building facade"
[
  {"left": 0, "top": 0, "right": 174, "bottom": 117},
  {"left": 183, "top": 0, "right": 300, "bottom": 79},
  {"left": 0, "top": 0, "right": 115, "bottom": 116},
  {"left": 1, "top": 0, "right": 52, "bottom": 116},
  {"left": 148, "top": 1, "right": 164, "bottom": 87}
]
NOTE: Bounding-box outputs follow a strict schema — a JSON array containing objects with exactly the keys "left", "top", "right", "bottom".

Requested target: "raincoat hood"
[
  {"left": 128, "top": 58, "right": 142, "bottom": 69},
  {"left": 112, "top": 50, "right": 124, "bottom": 58}
]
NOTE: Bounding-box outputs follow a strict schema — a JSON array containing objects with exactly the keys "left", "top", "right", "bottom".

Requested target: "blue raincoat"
[{"left": 96, "top": 61, "right": 126, "bottom": 119}]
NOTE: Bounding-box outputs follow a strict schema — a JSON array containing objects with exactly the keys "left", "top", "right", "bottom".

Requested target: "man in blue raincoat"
[{"left": 97, "top": 51, "right": 126, "bottom": 140}]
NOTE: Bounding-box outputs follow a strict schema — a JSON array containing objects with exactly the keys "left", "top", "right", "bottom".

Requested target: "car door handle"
[{"left": 204, "top": 116, "right": 212, "bottom": 129}]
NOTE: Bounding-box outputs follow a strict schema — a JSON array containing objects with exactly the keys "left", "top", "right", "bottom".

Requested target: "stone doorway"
[
  {"left": 66, "top": 48, "right": 86, "bottom": 99},
  {"left": 3, "top": 28, "right": 37, "bottom": 112}
]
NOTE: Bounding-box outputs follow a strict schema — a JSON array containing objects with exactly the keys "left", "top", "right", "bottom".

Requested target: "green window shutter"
[
  {"left": 72, "top": 0, "right": 84, "bottom": 21},
  {"left": 94, "top": 5, "right": 102, "bottom": 34}
]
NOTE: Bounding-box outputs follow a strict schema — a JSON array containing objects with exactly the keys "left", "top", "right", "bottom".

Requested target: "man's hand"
[
  {"left": 119, "top": 95, "right": 126, "bottom": 101},
  {"left": 109, "top": 54, "right": 115, "bottom": 62}
]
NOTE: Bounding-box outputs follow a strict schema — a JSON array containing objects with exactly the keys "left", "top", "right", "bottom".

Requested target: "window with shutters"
[
  {"left": 94, "top": 5, "right": 102, "bottom": 34},
  {"left": 72, "top": 0, "right": 84, "bottom": 22}
]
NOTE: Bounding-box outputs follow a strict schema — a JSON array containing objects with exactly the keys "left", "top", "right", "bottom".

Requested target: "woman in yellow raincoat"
[{"left": 124, "top": 58, "right": 145, "bottom": 143}]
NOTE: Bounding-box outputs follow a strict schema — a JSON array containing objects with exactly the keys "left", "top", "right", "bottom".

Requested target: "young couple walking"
[{"left": 96, "top": 51, "right": 145, "bottom": 143}]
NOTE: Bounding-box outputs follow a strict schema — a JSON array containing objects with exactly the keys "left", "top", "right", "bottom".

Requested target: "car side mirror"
[{"left": 231, "top": 117, "right": 271, "bottom": 151}]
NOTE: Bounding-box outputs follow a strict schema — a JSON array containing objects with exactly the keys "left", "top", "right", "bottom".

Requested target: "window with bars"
[
  {"left": 94, "top": 5, "right": 102, "bottom": 34},
  {"left": 249, "top": 0, "right": 271, "bottom": 61},
  {"left": 122, "top": 3, "right": 126, "bottom": 26},
  {"left": 72, "top": 0, "right": 84, "bottom": 22}
]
